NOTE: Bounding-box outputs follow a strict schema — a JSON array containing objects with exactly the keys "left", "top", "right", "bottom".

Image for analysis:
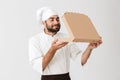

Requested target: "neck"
[{"left": 44, "top": 29, "right": 57, "bottom": 36}]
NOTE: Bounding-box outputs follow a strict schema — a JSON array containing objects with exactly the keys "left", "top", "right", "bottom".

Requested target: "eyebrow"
[{"left": 49, "top": 17, "right": 59, "bottom": 19}]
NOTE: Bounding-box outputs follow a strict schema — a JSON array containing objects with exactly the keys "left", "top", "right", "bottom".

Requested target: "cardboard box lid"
[{"left": 59, "top": 12, "right": 101, "bottom": 42}]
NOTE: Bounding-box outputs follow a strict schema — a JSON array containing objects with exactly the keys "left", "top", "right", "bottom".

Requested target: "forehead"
[{"left": 48, "top": 15, "right": 59, "bottom": 19}]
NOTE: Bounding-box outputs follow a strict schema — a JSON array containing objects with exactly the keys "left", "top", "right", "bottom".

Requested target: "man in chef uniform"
[{"left": 29, "top": 7, "right": 102, "bottom": 80}]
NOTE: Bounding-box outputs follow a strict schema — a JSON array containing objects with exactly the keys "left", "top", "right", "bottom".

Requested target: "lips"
[
  {"left": 53, "top": 26, "right": 59, "bottom": 30},
  {"left": 53, "top": 24, "right": 60, "bottom": 28}
]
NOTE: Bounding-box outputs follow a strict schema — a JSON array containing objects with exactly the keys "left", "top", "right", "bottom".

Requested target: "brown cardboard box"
[{"left": 59, "top": 12, "right": 101, "bottom": 43}]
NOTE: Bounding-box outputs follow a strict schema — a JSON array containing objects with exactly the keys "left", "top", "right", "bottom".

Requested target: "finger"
[
  {"left": 100, "top": 36, "right": 102, "bottom": 39},
  {"left": 57, "top": 42, "right": 68, "bottom": 46},
  {"left": 96, "top": 42, "right": 100, "bottom": 47},
  {"left": 58, "top": 43, "right": 68, "bottom": 48},
  {"left": 98, "top": 40, "right": 102, "bottom": 44},
  {"left": 89, "top": 43, "right": 94, "bottom": 46},
  {"left": 63, "top": 42, "right": 68, "bottom": 44},
  {"left": 58, "top": 42, "right": 68, "bottom": 46},
  {"left": 94, "top": 43, "right": 97, "bottom": 47},
  {"left": 100, "top": 40, "right": 102, "bottom": 44}
]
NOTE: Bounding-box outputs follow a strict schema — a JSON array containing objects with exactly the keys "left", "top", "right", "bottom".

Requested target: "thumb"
[{"left": 53, "top": 38, "right": 58, "bottom": 44}]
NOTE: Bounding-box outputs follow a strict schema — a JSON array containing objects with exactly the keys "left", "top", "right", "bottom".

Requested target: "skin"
[{"left": 41, "top": 15, "right": 102, "bottom": 71}]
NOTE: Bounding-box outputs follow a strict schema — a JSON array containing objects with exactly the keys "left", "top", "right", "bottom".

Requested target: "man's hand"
[
  {"left": 81, "top": 40, "right": 102, "bottom": 65},
  {"left": 42, "top": 39, "right": 68, "bottom": 70},
  {"left": 51, "top": 39, "right": 68, "bottom": 50},
  {"left": 88, "top": 40, "right": 102, "bottom": 50}
]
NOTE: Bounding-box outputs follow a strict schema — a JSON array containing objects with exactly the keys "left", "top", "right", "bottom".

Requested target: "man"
[{"left": 29, "top": 7, "right": 102, "bottom": 80}]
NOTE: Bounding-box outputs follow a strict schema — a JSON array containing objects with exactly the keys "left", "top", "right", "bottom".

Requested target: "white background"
[{"left": 0, "top": 0, "right": 120, "bottom": 80}]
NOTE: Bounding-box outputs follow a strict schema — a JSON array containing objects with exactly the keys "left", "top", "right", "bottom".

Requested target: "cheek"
[
  {"left": 50, "top": 23, "right": 54, "bottom": 27},
  {"left": 47, "top": 21, "right": 53, "bottom": 25},
  {"left": 48, "top": 23, "right": 53, "bottom": 27}
]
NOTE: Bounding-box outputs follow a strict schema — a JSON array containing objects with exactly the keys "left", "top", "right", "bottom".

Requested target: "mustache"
[{"left": 53, "top": 24, "right": 60, "bottom": 27}]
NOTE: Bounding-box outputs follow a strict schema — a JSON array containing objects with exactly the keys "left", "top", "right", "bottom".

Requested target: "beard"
[{"left": 45, "top": 22, "right": 60, "bottom": 33}]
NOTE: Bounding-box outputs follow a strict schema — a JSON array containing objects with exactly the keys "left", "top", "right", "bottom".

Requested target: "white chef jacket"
[{"left": 29, "top": 31, "right": 81, "bottom": 75}]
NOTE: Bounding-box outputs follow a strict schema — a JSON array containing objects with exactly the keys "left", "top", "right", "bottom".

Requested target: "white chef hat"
[{"left": 36, "top": 7, "right": 58, "bottom": 24}]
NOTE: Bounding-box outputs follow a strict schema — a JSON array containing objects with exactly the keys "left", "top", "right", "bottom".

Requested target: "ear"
[{"left": 42, "top": 21, "right": 45, "bottom": 25}]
